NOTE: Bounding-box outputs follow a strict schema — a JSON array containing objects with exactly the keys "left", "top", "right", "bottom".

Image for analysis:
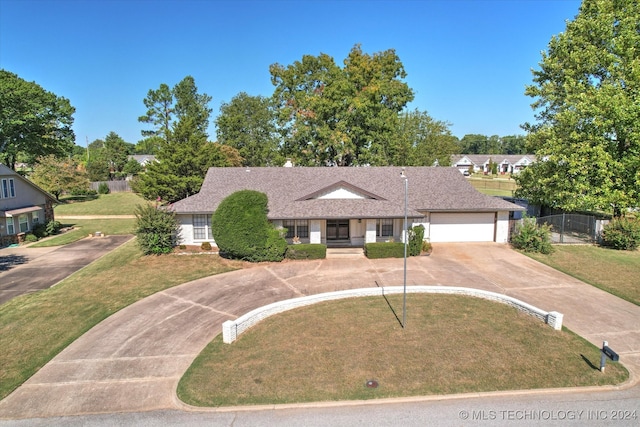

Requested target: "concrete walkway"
[{"left": 0, "top": 243, "right": 638, "bottom": 418}]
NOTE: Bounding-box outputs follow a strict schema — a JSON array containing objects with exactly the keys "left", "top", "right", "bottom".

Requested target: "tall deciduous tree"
[
  {"left": 216, "top": 92, "right": 281, "bottom": 166},
  {"left": 270, "top": 45, "right": 414, "bottom": 166},
  {"left": 394, "top": 110, "right": 458, "bottom": 166},
  {"left": 517, "top": 0, "right": 640, "bottom": 215},
  {"left": 0, "top": 70, "right": 75, "bottom": 169},
  {"left": 30, "top": 155, "right": 89, "bottom": 200}
]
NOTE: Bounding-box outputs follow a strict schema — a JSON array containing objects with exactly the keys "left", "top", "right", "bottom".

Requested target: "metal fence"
[{"left": 536, "top": 213, "right": 598, "bottom": 244}]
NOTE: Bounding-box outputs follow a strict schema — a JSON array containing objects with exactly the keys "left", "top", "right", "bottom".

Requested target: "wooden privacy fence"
[{"left": 90, "top": 181, "right": 132, "bottom": 193}]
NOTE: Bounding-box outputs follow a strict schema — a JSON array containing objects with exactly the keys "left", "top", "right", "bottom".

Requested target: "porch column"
[{"left": 365, "top": 219, "right": 377, "bottom": 243}]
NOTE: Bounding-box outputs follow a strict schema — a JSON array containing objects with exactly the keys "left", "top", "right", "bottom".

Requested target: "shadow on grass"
[
  {"left": 0, "top": 254, "right": 28, "bottom": 272},
  {"left": 376, "top": 281, "right": 403, "bottom": 328},
  {"left": 58, "top": 194, "right": 99, "bottom": 203},
  {"left": 581, "top": 354, "right": 599, "bottom": 370}
]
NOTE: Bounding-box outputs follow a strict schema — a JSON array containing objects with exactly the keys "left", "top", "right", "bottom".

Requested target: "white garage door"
[{"left": 430, "top": 212, "right": 495, "bottom": 242}]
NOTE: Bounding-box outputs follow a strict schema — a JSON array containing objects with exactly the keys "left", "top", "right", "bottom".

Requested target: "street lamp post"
[{"left": 401, "top": 168, "right": 408, "bottom": 329}]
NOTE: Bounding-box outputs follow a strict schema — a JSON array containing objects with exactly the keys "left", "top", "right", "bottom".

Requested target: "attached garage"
[{"left": 429, "top": 212, "right": 495, "bottom": 243}]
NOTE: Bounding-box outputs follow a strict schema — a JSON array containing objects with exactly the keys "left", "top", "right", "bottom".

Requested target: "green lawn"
[
  {"left": 54, "top": 192, "right": 149, "bottom": 216},
  {"left": 526, "top": 245, "right": 640, "bottom": 306},
  {"left": 468, "top": 177, "right": 518, "bottom": 197},
  {"left": 178, "top": 294, "right": 627, "bottom": 406},
  {"left": 30, "top": 219, "right": 135, "bottom": 247},
  {"left": 0, "top": 241, "right": 246, "bottom": 400}
]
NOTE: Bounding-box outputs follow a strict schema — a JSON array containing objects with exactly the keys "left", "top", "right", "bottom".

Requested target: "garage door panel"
[{"left": 430, "top": 213, "right": 495, "bottom": 242}]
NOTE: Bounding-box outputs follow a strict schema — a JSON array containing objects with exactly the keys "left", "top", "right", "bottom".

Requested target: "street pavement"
[{"left": 0, "top": 243, "right": 638, "bottom": 422}]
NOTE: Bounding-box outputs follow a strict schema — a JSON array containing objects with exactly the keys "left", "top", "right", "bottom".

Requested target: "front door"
[{"left": 326, "top": 219, "right": 349, "bottom": 240}]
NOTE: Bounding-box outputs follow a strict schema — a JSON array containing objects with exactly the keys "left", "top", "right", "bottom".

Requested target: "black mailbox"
[{"left": 603, "top": 345, "right": 619, "bottom": 362}]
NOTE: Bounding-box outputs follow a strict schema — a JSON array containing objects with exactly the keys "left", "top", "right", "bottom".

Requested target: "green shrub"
[
  {"left": 201, "top": 241, "right": 212, "bottom": 251},
  {"left": 422, "top": 239, "right": 432, "bottom": 253},
  {"left": 601, "top": 217, "right": 640, "bottom": 250},
  {"left": 24, "top": 233, "right": 39, "bottom": 243},
  {"left": 46, "top": 220, "right": 62, "bottom": 235},
  {"left": 286, "top": 244, "right": 327, "bottom": 260},
  {"left": 134, "top": 204, "right": 179, "bottom": 255},
  {"left": 511, "top": 216, "right": 554, "bottom": 254},
  {"left": 211, "top": 190, "right": 287, "bottom": 262},
  {"left": 365, "top": 242, "right": 405, "bottom": 258},
  {"left": 32, "top": 223, "right": 48, "bottom": 238},
  {"left": 97, "top": 182, "right": 110, "bottom": 194},
  {"left": 408, "top": 225, "right": 425, "bottom": 256},
  {"left": 32, "top": 220, "right": 62, "bottom": 238}
]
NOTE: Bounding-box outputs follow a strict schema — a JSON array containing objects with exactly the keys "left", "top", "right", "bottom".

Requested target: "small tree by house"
[
  {"left": 134, "top": 204, "right": 179, "bottom": 255},
  {"left": 511, "top": 216, "right": 554, "bottom": 254}
]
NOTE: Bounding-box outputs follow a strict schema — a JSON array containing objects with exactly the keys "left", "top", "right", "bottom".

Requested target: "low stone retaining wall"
[{"left": 222, "top": 286, "right": 563, "bottom": 344}]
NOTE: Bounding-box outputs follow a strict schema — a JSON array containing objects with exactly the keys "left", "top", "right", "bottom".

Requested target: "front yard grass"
[
  {"left": 30, "top": 219, "right": 136, "bottom": 247},
  {"left": 54, "top": 192, "right": 149, "bottom": 216},
  {"left": 526, "top": 245, "right": 640, "bottom": 306},
  {"left": 0, "top": 240, "right": 247, "bottom": 400},
  {"left": 178, "top": 294, "right": 627, "bottom": 406}
]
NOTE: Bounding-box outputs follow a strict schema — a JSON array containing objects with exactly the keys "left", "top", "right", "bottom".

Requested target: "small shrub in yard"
[
  {"left": 601, "top": 216, "right": 640, "bottom": 250},
  {"left": 97, "top": 182, "right": 110, "bottom": 194},
  {"left": 511, "top": 216, "right": 554, "bottom": 254},
  {"left": 134, "top": 204, "right": 179, "bottom": 255},
  {"left": 365, "top": 242, "right": 405, "bottom": 258},
  {"left": 286, "top": 244, "right": 327, "bottom": 260},
  {"left": 32, "top": 220, "right": 62, "bottom": 238},
  {"left": 408, "top": 225, "right": 425, "bottom": 256},
  {"left": 24, "top": 233, "right": 39, "bottom": 243},
  {"left": 201, "top": 241, "right": 212, "bottom": 251}
]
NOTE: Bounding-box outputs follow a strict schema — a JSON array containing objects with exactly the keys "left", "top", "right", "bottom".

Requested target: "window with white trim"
[
  {"left": 193, "top": 214, "right": 213, "bottom": 240},
  {"left": 1, "top": 178, "right": 16, "bottom": 199},
  {"left": 377, "top": 219, "right": 394, "bottom": 237},
  {"left": 283, "top": 220, "right": 309, "bottom": 238},
  {"left": 19, "top": 215, "right": 29, "bottom": 233},
  {"left": 6, "top": 218, "right": 15, "bottom": 235}
]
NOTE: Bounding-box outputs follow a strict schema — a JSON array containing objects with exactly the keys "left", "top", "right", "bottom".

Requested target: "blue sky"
[{"left": 0, "top": 0, "right": 582, "bottom": 147}]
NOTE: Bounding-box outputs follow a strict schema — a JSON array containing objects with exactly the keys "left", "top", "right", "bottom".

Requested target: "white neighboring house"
[
  {"left": 0, "top": 164, "right": 57, "bottom": 246},
  {"left": 170, "top": 166, "right": 524, "bottom": 247},
  {"left": 451, "top": 155, "right": 536, "bottom": 174}
]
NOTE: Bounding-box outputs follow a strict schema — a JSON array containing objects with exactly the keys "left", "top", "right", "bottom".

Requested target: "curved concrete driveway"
[{"left": 0, "top": 243, "right": 638, "bottom": 418}]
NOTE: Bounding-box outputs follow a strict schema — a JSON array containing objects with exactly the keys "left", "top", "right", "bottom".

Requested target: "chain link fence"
[{"left": 536, "top": 213, "right": 603, "bottom": 244}]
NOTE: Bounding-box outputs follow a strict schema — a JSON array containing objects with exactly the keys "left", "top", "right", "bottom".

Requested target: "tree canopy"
[
  {"left": 215, "top": 92, "right": 282, "bottom": 166},
  {"left": 133, "top": 76, "right": 241, "bottom": 202},
  {"left": 270, "top": 45, "right": 414, "bottom": 166},
  {"left": 30, "top": 154, "right": 89, "bottom": 200},
  {"left": 516, "top": 0, "right": 640, "bottom": 215},
  {"left": 0, "top": 69, "right": 75, "bottom": 169}
]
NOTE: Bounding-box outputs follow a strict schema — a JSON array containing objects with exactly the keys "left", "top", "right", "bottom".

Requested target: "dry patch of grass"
[
  {"left": 527, "top": 245, "right": 640, "bottom": 305},
  {"left": 178, "top": 294, "right": 627, "bottom": 406},
  {"left": 0, "top": 241, "right": 247, "bottom": 400}
]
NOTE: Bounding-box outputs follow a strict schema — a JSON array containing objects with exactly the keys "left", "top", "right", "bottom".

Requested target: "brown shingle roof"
[{"left": 170, "top": 166, "right": 523, "bottom": 219}]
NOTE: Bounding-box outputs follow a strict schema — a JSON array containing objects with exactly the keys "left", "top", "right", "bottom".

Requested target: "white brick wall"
[{"left": 222, "top": 286, "right": 562, "bottom": 343}]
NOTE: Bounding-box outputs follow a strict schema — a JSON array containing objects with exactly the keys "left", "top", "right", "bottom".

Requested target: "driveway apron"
[{"left": 0, "top": 243, "right": 638, "bottom": 418}]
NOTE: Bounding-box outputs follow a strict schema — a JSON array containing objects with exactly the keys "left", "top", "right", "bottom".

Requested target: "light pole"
[{"left": 401, "top": 168, "right": 408, "bottom": 328}]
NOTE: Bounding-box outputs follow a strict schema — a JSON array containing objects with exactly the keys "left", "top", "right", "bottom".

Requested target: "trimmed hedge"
[
  {"left": 364, "top": 242, "right": 406, "bottom": 259},
  {"left": 211, "top": 190, "right": 287, "bottom": 262},
  {"left": 286, "top": 244, "right": 327, "bottom": 260}
]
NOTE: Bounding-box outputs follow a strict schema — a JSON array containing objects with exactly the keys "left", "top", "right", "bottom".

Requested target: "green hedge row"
[
  {"left": 364, "top": 242, "right": 406, "bottom": 258},
  {"left": 286, "top": 244, "right": 327, "bottom": 260}
]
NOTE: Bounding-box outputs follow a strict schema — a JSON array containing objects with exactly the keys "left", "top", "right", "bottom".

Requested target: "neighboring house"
[
  {"left": 129, "top": 155, "right": 157, "bottom": 167},
  {"left": 170, "top": 166, "right": 524, "bottom": 247},
  {"left": 451, "top": 155, "right": 536, "bottom": 174},
  {"left": 0, "top": 164, "right": 56, "bottom": 246}
]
